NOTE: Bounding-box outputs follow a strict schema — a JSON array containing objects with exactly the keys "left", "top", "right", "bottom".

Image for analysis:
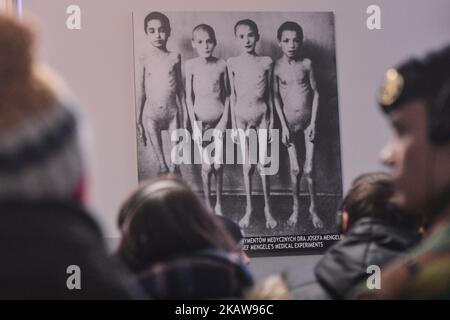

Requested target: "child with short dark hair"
[
  {"left": 137, "top": 11, "right": 186, "bottom": 175},
  {"left": 273, "top": 21, "right": 323, "bottom": 228}
]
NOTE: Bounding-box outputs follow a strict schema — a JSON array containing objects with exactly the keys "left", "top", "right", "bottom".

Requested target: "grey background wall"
[{"left": 22, "top": 0, "right": 450, "bottom": 283}]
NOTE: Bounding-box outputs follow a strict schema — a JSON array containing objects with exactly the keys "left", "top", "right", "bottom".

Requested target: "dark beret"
[{"left": 378, "top": 45, "right": 450, "bottom": 113}]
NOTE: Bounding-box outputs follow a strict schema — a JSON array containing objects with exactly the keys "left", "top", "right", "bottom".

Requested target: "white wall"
[{"left": 21, "top": 0, "right": 450, "bottom": 283}]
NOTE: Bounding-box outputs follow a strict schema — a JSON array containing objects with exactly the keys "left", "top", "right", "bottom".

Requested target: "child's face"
[
  {"left": 235, "top": 24, "right": 258, "bottom": 54},
  {"left": 146, "top": 19, "right": 169, "bottom": 49},
  {"left": 279, "top": 30, "right": 301, "bottom": 58},
  {"left": 192, "top": 30, "right": 216, "bottom": 58}
]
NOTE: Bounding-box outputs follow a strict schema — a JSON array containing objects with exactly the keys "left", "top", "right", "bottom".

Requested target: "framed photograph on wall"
[{"left": 132, "top": 10, "right": 343, "bottom": 256}]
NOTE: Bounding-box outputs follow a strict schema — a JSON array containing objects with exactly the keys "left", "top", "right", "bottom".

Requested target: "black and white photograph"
[{"left": 133, "top": 11, "right": 343, "bottom": 256}]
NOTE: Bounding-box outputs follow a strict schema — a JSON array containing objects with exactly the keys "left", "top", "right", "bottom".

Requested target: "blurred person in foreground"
[
  {"left": 0, "top": 14, "right": 137, "bottom": 299},
  {"left": 248, "top": 172, "right": 420, "bottom": 300},
  {"left": 116, "top": 176, "right": 254, "bottom": 299},
  {"left": 217, "top": 215, "right": 251, "bottom": 265},
  {"left": 354, "top": 45, "right": 450, "bottom": 299}
]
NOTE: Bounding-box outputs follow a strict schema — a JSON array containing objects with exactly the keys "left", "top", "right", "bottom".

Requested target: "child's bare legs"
[
  {"left": 201, "top": 163, "right": 224, "bottom": 215},
  {"left": 257, "top": 163, "right": 276, "bottom": 229},
  {"left": 145, "top": 117, "right": 169, "bottom": 174},
  {"left": 304, "top": 134, "right": 323, "bottom": 228},
  {"left": 200, "top": 128, "right": 224, "bottom": 215},
  {"left": 239, "top": 153, "right": 255, "bottom": 228},
  {"left": 287, "top": 142, "right": 301, "bottom": 226},
  {"left": 238, "top": 127, "right": 276, "bottom": 229},
  {"left": 286, "top": 130, "right": 323, "bottom": 228},
  {"left": 201, "top": 162, "right": 214, "bottom": 211},
  {"left": 237, "top": 129, "right": 254, "bottom": 228},
  {"left": 168, "top": 114, "right": 181, "bottom": 175},
  {"left": 214, "top": 163, "right": 223, "bottom": 216}
]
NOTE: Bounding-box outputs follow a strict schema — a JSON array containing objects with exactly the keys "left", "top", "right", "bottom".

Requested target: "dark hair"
[
  {"left": 144, "top": 11, "right": 171, "bottom": 36},
  {"left": 378, "top": 46, "right": 450, "bottom": 145},
  {"left": 116, "top": 176, "right": 235, "bottom": 272},
  {"left": 217, "top": 216, "right": 243, "bottom": 245},
  {"left": 192, "top": 24, "right": 217, "bottom": 46},
  {"left": 277, "top": 21, "right": 303, "bottom": 43},
  {"left": 342, "top": 172, "right": 414, "bottom": 228},
  {"left": 234, "top": 19, "right": 259, "bottom": 40}
]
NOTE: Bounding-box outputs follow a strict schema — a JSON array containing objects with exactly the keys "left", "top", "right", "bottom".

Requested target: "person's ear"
[{"left": 342, "top": 211, "right": 350, "bottom": 233}]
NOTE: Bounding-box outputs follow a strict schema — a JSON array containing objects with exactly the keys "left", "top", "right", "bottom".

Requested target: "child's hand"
[
  {"left": 281, "top": 127, "right": 290, "bottom": 146},
  {"left": 183, "top": 115, "right": 189, "bottom": 130},
  {"left": 230, "top": 128, "right": 239, "bottom": 144},
  {"left": 192, "top": 124, "right": 202, "bottom": 146},
  {"left": 216, "top": 129, "right": 225, "bottom": 141},
  {"left": 306, "top": 124, "right": 315, "bottom": 142},
  {"left": 215, "top": 120, "right": 227, "bottom": 134},
  {"left": 215, "top": 122, "right": 226, "bottom": 140},
  {"left": 137, "top": 122, "right": 147, "bottom": 146},
  {"left": 268, "top": 122, "right": 274, "bottom": 143}
]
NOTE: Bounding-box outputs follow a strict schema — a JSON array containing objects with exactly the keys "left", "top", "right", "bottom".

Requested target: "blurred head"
[
  {"left": 378, "top": 46, "right": 450, "bottom": 219},
  {"left": 217, "top": 216, "right": 251, "bottom": 265},
  {"left": 144, "top": 12, "right": 171, "bottom": 49},
  {"left": 0, "top": 14, "right": 33, "bottom": 85},
  {"left": 234, "top": 19, "right": 259, "bottom": 54},
  {"left": 338, "top": 172, "right": 418, "bottom": 233},
  {"left": 117, "top": 176, "right": 236, "bottom": 272},
  {"left": 0, "top": 14, "right": 85, "bottom": 203},
  {"left": 192, "top": 24, "right": 216, "bottom": 58},
  {"left": 277, "top": 21, "right": 303, "bottom": 59}
]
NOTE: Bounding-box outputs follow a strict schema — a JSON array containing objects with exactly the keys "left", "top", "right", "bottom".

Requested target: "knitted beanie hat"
[{"left": 0, "top": 14, "right": 85, "bottom": 202}]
